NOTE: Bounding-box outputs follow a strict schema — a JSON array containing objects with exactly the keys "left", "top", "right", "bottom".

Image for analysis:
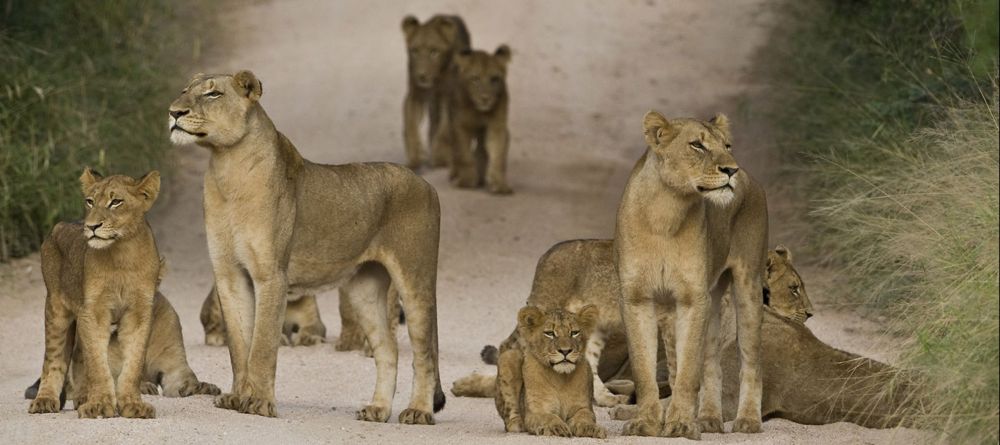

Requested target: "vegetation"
[
  {"left": 0, "top": 1, "right": 207, "bottom": 260},
  {"left": 770, "top": 0, "right": 998, "bottom": 442}
]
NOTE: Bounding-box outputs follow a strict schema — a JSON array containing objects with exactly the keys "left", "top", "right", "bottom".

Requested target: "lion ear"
[
  {"left": 710, "top": 113, "right": 731, "bottom": 139},
  {"left": 233, "top": 70, "right": 263, "bottom": 101},
  {"left": 643, "top": 110, "right": 673, "bottom": 147},
  {"left": 577, "top": 305, "right": 599, "bottom": 331},
  {"left": 402, "top": 15, "right": 419, "bottom": 40},
  {"left": 517, "top": 306, "right": 544, "bottom": 329},
  {"left": 774, "top": 244, "right": 791, "bottom": 262},
  {"left": 494, "top": 44, "right": 511, "bottom": 66},
  {"left": 135, "top": 170, "right": 161, "bottom": 205},
  {"left": 80, "top": 167, "right": 103, "bottom": 192}
]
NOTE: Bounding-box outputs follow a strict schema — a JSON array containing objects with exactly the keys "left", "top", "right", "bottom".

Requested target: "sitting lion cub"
[
  {"left": 494, "top": 305, "right": 606, "bottom": 438},
  {"left": 28, "top": 169, "right": 163, "bottom": 419}
]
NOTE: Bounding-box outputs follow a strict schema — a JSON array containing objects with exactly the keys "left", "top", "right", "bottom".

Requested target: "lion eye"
[
  {"left": 543, "top": 331, "right": 556, "bottom": 339},
  {"left": 85, "top": 198, "right": 94, "bottom": 208},
  {"left": 689, "top": 140, "right": 706, "bottom": 152},
  {"left": 570, "top": 330, "right": 580, "bottom": 338},
  {"left": 204, "top": 91, "right": 223, "bottom": 99},
  {"left": 109, "top": 198, "right": 124, "bottom": 208}
]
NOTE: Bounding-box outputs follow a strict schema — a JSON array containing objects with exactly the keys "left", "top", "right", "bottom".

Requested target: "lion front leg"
[
  {"left": 342, "top": 264, "right": 398, "bottom": 423},
  {"left": 237, "top": 266, "right": 288, "bottom": 418},
  {"left": 76, "top": 303, "right": 117, "bottom": 419},
  {"left": 697, "top": 282, "right": 727, "bottom": 434},
  {"left": 449, "top": 125, "right": 479, "bottom": 188},
  {"left": 114, "top": 296, "right": 156, "bottom": 419},
  {"left": 618, "top": 279, "right": 664, "bottom": 437},
  {"left": 730, "top": 266, "right": 764, "bottom": 433},
  {"left": 662, "top": 285, "right": 711, "bottom": 440},
  {"left": 403, "top": 91, "right": 427, "bottom": 169},
  {"left": 483, "top": 124, "right": 512, "bottom": 194},
  {"left": 428, "top": 95, "right": 453, "bottom": 168},
  {"left": 495, "top": 344, "right": 525, "bottom": 432},
  {"left": 212, "top": 262, "right": 257, "bottom": 414}
]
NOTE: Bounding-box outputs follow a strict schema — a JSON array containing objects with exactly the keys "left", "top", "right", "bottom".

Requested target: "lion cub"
[
  {"left": 445, "top": 45, "right": 513, "bottom": 194},
  {"left": 401, "top": 14, "right": 471, "bottom": 169},
  {"left": 494, "top": 305, "right": 606, "bottom": 438},
  {"left": 28, "top": 169, "right": 162, "bottom": 419}
]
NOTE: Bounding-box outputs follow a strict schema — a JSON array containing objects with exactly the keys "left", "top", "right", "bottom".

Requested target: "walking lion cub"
[
  {"left": 494, "top": 305, "right": 606, "bottom": 438},
  {"left": 28, "top": 169, "right": 163, "bottom": 419}
]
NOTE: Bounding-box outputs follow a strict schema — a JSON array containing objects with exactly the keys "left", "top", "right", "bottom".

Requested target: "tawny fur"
[
  {"left": 401, "top": 14, "right": 471, "bottom": 169},
  {"left": 168, "top": 71, "right": 444, "bottom": 423},
  {"left": 441, "top": 45, "right": 514, "bottom": 194},
  {"left": 28, "top": 170, "right": 163, "bottom": 419},
  {"left": 614, "top": 112, "right": 768, "bottom": 439},
  {"left": 493, "top": 306, "right": 606, "bottom": 438}
]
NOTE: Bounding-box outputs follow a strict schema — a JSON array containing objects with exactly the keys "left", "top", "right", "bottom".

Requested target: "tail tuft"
[
  {"left": 480, "top": 345, "right": 499, "bottom": 365},
  {"left": 433, "top": 382, "right": 446, "bottom": 413},
  {"left": 24, "top": 378, "right": 40, "bottom": 400}
]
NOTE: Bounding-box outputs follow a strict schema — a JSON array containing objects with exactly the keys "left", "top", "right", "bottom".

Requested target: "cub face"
[
  {"left": 517, "top": 305, "right": 598, "bottom": 374},
  {"left": 402, "top": 15, "right": 464, "bottom": 89},
  {"left": 453, "top": 45, "right": 511, "bottom": 112},
  {"left": 167, "top": 70, "right": 263, "bottom": 148},
  {"left": 79, "top": 168, "right": 160, "bottom": 249},
  {"left": 765, "top": 245, "right": 815, "bottom": 323},
  {"left": 642, "top": 111, "right": 739, "bottom": 205}
]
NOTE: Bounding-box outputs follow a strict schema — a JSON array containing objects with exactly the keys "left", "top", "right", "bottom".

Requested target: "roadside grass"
[
  {"left": 768, "top": 0, "right": 998, "bottom": 442},
  {"left": 0, "top": 1, "right": 208, "bottom": 260}
]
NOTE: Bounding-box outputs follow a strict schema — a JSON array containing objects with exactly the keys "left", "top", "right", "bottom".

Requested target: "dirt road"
[{"left": 0, "top": 1, "right": 925, "bottom": 443}]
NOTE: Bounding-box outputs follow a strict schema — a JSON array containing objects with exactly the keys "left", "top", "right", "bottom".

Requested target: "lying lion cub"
[
  {"left": 494, "top": 305, "right": 606, "bottom": 438},
  {"left": 28, "top": 169, "right": 164, "bottom": 419}
]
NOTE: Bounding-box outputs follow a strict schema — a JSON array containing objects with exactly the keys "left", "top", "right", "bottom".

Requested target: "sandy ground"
[{"left": 0, "top": 1, "right": 928, "bottom": 443}]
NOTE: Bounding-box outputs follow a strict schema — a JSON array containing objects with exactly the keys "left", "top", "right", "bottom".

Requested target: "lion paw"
[
  {"left": 487, "top": 183, "right": 513, "bottom": 195},
  {"left": 140, "top": 382, "right": 160, "bottom": 395},
  {"left": 399, "top": 408, "right": 434, "bottom": 425},
  {"left": 205, "top": 331, "right": 227, "bottom": 346},
  {"left": 732, "top": 416, "right": 763, "bottom": 434},
  {"left": 533, "top": 421, "right": 572, "bottom": 437},
  {"left": 78, "top": 396, "right": 117, "bottom": 419},
  {"left": 238, "top": 395, "right": 277, "bottom": 417},
  {"left": 664, "top": 420, "right": 701, "bottom": 440},
  {"left": 335, "top": 330, "right": 367, "bottom": 352},
  {"left": 178, "top": 380, "right": 221, "bottom": 397},
  {"left": 504, "top": 416, "right": 524, "bottom": 433},
  {"left": 119, "top": 400, "right": 156, "bottom": 419},
  {"left": 452, "top": 170, "right": 479, "bottom": 188},
  {"left": 215, "top": 393, "right": 245, "bottom": 411},
  {"left": 356, "top": 404, "right": 391, "bottom": 423},
  {"left": 699, "top": 416, "right": 724, "bottom": 434},
  {"left": 595, "top": 392, "right": 630, "bottom": 407},
  {"left": 28, "top": 396, "right": 61, "bottom": 414},
  {"left": 572, "top": 422, "right": 607, "bottom": 439},
  {"left": 609, "top": 404, "right": 638, "bottom": 421}
]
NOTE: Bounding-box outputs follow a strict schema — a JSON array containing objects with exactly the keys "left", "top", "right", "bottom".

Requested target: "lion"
[
  {"left": 401, "top": 14, "right": 471, "bottom": 169},
  {"left": 614, "top": 111, "right": 768, "bottom": 438},
  {"left": 168, "top": 71, "right": 444, "bottom": 423},
  {"left": 443, "top": 45, "right": 513, "bottom": 194},
  {"left": 26, "top": 257, "right": 219, "bottom": 408},
  {"left": 200, "top": 283, "right": 403, "bottom": 355},
  {"left": 27, "top": 169, "right": 163, "bottom": 419},
  {"left": 453, "top": 240, "right": 924, "bottom": 429},
  {"left": 493, "top": 305, "right": 606, "bottom": 438}
]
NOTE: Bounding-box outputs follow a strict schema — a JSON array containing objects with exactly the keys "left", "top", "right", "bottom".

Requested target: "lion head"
[
  {"left": 453, "top": 45, "right": 511, "bottom": 112},
  {"left": 641, "top": 111, "right": 739, "bottom": 205},
  {"left": 79, "top": 168, "right": 160, "bottom": 249},
  {"left": 402, "top": 15, "right": 467, "bottom": 89},
  {"left": 516, "top": 305, "right": 598, "bottom": 375},
  {"left": 764, "top": 245, "right": 814, "bottom": 323},
  {"left": 168, "top": 70, "right": 263, "bottom": 148}
]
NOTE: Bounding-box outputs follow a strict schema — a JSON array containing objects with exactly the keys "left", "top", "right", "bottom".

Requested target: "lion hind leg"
[{"left": 343, "top": 263, "right": 398, "bottom": 423}]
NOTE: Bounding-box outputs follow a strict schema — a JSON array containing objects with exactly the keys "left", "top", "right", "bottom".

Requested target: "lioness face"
[
  {"left": 168, "top": 71, "right": 263, "bottom": 148},
  {"left": 642, "top": 111, "right": 739, "bottom": 205},
  {"left": 765, "top": 245, "right": 814, "bottom": 323},
  {"left": 454, "top": 45, "right": 510, "bottom": 112},
  {"left": 79, "top": 168, "right": 160, "bottom": 249},
  {"left": 402, "top": 16, "right": 457, "bottom": 89},
  {"left": 517, "top": 305, "right": 598, "bottom": 374}
]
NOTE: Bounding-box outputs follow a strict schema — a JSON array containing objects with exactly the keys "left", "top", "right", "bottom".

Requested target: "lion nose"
[
  {"left": 169, "top": 109, "right": 189, "bottom": 119},
  {"left": 417, "top": 74, "right": 430, "bottom": 84},
  {"left": 719, "top": 166, "right": 739, "bottom": 177},
  {"left": 558, "top": 348, "right": 572, "bottom": 357},
  {"left": 87, "top": 222, "right": 103, "bottom": 231}
]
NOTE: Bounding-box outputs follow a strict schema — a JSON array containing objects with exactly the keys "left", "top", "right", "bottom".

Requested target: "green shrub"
[{"left": 0, "top": 1, "right": 206, "bottom": 260}]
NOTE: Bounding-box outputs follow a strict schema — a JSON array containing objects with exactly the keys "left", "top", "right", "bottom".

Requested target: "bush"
[{"left": 0, "top": 1, "right": 207, "bottom": 260}]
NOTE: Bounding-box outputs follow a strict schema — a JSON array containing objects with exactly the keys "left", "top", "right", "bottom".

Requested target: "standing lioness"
[
  {"left": 616, "top": 112, "right": 767, "bottom": 439},
  {"left": 168, "top": 71, "right": 445, "bottom": 424}
]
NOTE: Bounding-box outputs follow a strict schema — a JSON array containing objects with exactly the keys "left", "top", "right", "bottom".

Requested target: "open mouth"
[
  {"left": 171, "top": 125, "right": 206, "bottom": 137},
  {"left": 698, "top": 184, "right": 733, "bottom": 193}
]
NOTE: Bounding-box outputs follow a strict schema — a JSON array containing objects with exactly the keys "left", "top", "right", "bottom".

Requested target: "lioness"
[
  {"left": 444, "top": 45, "right": 513, "bottom": 194},
  {"left": 454, "top": 240, "right": 922, "bottom": 429},
  {"left": 168, "top": 71, "right": 444, "bottom": 423},
  {"left": 402, "top": 14, "right": 471, "bottom": 169},
  {"left": 615, "top": 111, "right": 768, "bottom": 438},
  {"left": 494, "top": 306, "right": 606, "bottom": 438},
  {"left": 28, "top": 169, "right": 163, "bottom": 419}
]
